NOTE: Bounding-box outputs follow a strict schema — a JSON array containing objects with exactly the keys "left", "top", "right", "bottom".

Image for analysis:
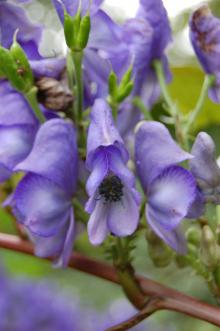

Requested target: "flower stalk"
[{"left": 25, "top": 86, "right": 46, "bottom": 123}]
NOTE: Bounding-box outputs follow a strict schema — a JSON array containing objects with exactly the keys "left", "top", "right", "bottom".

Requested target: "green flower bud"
[
  {"left": 116, "top": 81, "right": 134, "bottom": 103},
  {"left": 77, "top": 14, "right": 91, "bottom": 50},
  {"left": 199, "top": 225, "right": 220, "bottom": 268},
  {"left": 119, "top": 66, "right": 132, "bottom": 89},
  {"left": 64, "top": 11, "right": 75, "bottom": 49},
  {"left": 0, "top": 46, "right": 25, "bottom": 91},
  {"left": 108, "top": 71, "right": 118, "bottom": 98},
  {"left": 186, "top": 227, "right": 201, "bottom": 246},
  {"left": 10, "top": 40, "right": 34, "bottom": 91},
  {"left": 146, "top": 230, "right": 173, "bottom": 268}
]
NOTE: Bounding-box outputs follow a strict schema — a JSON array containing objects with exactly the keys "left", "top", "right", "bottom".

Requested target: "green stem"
[
  {"left": 132, "top": 96, "right": 153, "bottom": 121},
  {"left": 72, "top": 51, "right": 83, "bottom": 122},
  {"left": 153, "top": 59, "right": 178, "bottom": 116},
  {"left": 113, "top": 238, "right": 146, "bottom": 309},
  {"left": 25, "top": 87, "right": 46, "bottom": 123},
  {"left": 185, "top": 75, "right": 215, "bottom": 134}
]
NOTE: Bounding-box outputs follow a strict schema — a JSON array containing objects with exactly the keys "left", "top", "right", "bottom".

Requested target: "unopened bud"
[
  {"left": 200, "top": 225, "right": 220, "bottom": 268},
  {"left": 36, "top": 76, "right": 73, "bottom": 112},
  {"left": 116, "top": 81, "right": 134, "bottom": 103},
  {"left": 146, "top": 229, "right": 173, "bottom": 268},
  {"left": 77, "top": 14, "right": 91, "bottom": 49},
  {"left": 10, "top": 38, "right": 33, "bottom": 91},
  {"left": 186, "top": 227, "right": 201, "bottom": 246}
]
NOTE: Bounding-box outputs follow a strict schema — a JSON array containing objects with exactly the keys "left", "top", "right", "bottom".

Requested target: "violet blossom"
[
  {"left": 85, "top": 99, "right": 140, "bottom": 245},
  {"left": 190, "top": 6, "right": 220, "bottom": 103},
  {"left": 135, "top": 121, "right": 197, "bottom": 253},
  {"left": 8, "top": 119, "right": 78, "bottom": 267},
  {"left": 189, "top": 132, "right": 220, "bottom": 208},
  {"left": 117, "top": 0, "right": 172, "bottom": 137}
]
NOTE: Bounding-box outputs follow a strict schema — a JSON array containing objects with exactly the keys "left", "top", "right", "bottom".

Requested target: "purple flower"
[
  {"left": 189, "top": 6, "right": 220, "bottom": 103},
  {"left": 85, "top": 99, "right": 140, "bottom": 245},
  {"left": 135, "top": 121, "right": 197, "bottom": 253},
  {"left": 0, "top": 80, "right": 38, "bottom": 182},
  {"left": 8, "top": 119, "right": 78, "bottom": 267},
  {"left": 117, "top": 0, "right": 172, "bottom": 138},
  {"left": 0, "top": 1, "right": 65, "bottom": 78},
  {"left": 189, "top": 132, "right": 220, "bottom": 207}
]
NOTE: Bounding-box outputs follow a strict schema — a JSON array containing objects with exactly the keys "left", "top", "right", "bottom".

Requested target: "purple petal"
[
  {"left": 0, "top": 124, "right": 37, "bottom": 179},
  {"left": 107, "top": 190, "right": 139, "bottom": 237},
  {"left": 86, "top": 99, "right": 127, "bottom": 167},
  {"left": 190, "top": 132, "right": 220, "bottom": 190},
  {"left": 147, "top": 207, "right": 187, "bottom": 254},
  {"left": 135, "top": 121, "right": 192, "bottom": 190},
  {"left": 10, "top": 173, "right": 71, "bottom": 237},
  {"left": 0, "top": 80, "right": 38, "bottom": 126},
  {"left": 54, "top": 208, "right": 75, "bottom": 267},
  {"left": 148, "top": 166, "right": 196, "bottom": 230},
  {"left": 0, "top": 163, "right": 13, "bottom": 182},
  {"left": 30, "top": 57, "right": 65, "bottom": 79},
  {"left": 187, "top": 188, "right": 205, "bottom": 219},
  {"left": 86, "top": 149, "right": 109, "bottom": 196},
  {"left": 0, "top": 2, "right": 42, "bottom": 59},
  {"left": 87, "top": 201, "right": 109, "bottom": 245},
  {"left": 15, "top": 119, "right": 78, "bottom": 195}
]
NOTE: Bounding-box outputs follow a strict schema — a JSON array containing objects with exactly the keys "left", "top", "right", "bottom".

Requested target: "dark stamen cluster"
[{"left": 98, "top": 175, "right": 123, "bottom": 203}]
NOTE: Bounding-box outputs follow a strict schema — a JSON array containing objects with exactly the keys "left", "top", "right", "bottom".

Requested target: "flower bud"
[
  {"left": 77, "top": 14, "right": 91, "bottom": 50},
  {"left": 186, "top": 227, "right": 201, "bottom": 246},
  {"left": 10, "top": 39, "right": 34, "bottom": 91},
  {"left": 64, "top": 11, "right": 75, "bottom": 49},
  {"left": 0, "top": 47, "right": 25, "bottom": 91},
  {"left": 199, "top": 225, "right": 220, "bottom": 268},
  {"left": 146, "top": 229, "right": 173, "bottom": 268},
  {"left": 108, "top": 71, "right": 117, "bottom": 98},
  {"left": 36, "top": 76, "right": 73, "bottom": 112},
  {"left": 116, "top": 81, "right": 134, "bottom": 103}
]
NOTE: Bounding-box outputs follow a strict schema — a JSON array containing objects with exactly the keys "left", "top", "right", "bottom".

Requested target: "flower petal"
[
  {"left": 147, "top": 206, "right": 187, "bottom": 254},
  {"left": 86, "top": 99, "right": 127, "bottom": 167},
  {"left": 15, "top": 119, "right": 78, "bottom": 195},
  {"left": 30, "top": 57, "right": 65, "bottom": 79},
  {"left": 0, "top": 125, "right": 37, "bottom": 175},
  {"left": 10, "top": 174, "right": 71, "bottom": 237},
  {"left": 135, "top": 121, "right": 192, "bottom": 190},
  {"left": 107, "top": 190, "right": 139, "bottom": 237},
  {"left": 190, "top": 132, "right": 220, "bottom": 190},
  {"left": 148, "top": 166, "right": 196, "bottom": 230},
  {"left": 86, "top": 149, "right": 109, "bottom": 196},
  {"left": 87, "top": 201, "right": 109, "bottom": 245}
]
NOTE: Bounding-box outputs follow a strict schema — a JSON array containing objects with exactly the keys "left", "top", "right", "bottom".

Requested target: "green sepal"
[{"left": 119, "top": 65, "right": 133, "bottom": 90}]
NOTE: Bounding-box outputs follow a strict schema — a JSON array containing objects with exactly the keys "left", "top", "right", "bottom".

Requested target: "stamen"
[{"left": 98, "top": 175, "right": 123, "bottom": 203}]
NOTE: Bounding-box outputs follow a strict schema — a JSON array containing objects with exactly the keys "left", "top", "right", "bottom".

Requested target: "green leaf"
[{"left": 168, "top": 67, "right": 220, "bottom": 130}]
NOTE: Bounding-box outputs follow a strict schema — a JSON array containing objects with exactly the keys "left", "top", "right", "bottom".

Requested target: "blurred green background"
[{"left": 1, "top": 1, "right": 220, "bottom": 330}]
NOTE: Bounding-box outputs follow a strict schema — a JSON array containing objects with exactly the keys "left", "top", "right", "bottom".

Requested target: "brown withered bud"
[{"left": 36, "top": 74, "right": 74, "bottom": 112}]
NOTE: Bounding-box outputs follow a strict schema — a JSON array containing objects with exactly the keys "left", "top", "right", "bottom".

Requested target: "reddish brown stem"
[{"left": 1, "top": 233, "right": 220, "bottom": 328}]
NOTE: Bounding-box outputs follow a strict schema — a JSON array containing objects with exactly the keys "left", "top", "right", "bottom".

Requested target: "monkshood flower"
[
  {"left": 189, "top": 6, "right": 220, "bottom": 103},
  {"left": 0, "top": 1, "right": 65, "bottom": 78},
  {"left": 189, "top": 132, "right": 220, "bottom": 208},
  {"left": 85, "top": 99, "right": 140, "bottom": 245},
  {"left": 124, "top": 0, "right": 172, "bottom": 108},
  {"left": 0, "top": 80, "right": 38, "bottom": 182},
  {"left": 117, "top": 0, "right": 172, "bottom": 138},
  {"left": 8, "top": 119, "right": 78, "bottom": 267},
  {"left": 135, "top": 121, "right": 197, "bottom": 253},
  {"left": 52, "top": 0, "right": 130, "bottom": 106}
]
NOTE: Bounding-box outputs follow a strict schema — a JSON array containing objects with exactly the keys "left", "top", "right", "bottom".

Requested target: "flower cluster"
[{"left": 0, "top": 0, "right": 220, "bottom": 275}]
